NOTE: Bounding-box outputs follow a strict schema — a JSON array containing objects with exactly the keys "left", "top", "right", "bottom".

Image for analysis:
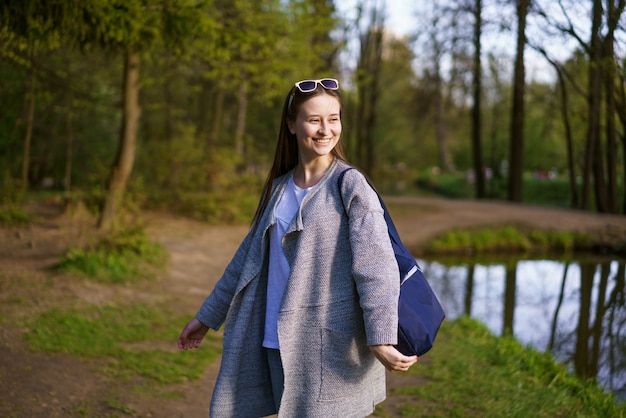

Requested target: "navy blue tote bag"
[{"left": 339, "top": 168, "right": 445, "bottom": 356}]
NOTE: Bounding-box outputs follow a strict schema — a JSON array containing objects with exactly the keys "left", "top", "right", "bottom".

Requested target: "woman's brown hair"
[{"left": 252, "top": 82, "right": 347, "bottom": 228}]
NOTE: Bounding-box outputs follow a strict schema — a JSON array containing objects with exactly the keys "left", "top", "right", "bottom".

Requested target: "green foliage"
[
  {"left": 426, "top": 225, "right": 590, "bottom": 255},
  {"left": 137, "top": 125, "right": 263, "bottom": 224},
  {"left": 415, "top": 170, "right": 587, "bottom": 209},
  {"left": 374, "top": 317, "right": 626, "bottom": 417},
  {"left": 0, "top": 205, "right": 29, "bottom": 226},
  {"left": 58, "top": 226, "right": 167, "bottom": 283},
  {"left": 22, "top": 304, "right": 221, "bottom": 384}
]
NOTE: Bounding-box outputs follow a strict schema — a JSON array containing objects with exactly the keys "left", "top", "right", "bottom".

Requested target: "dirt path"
[{"left": 0, "top": 197, "right": 625, "bottom": 417}]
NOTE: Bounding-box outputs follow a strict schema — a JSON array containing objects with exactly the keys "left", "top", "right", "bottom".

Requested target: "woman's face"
[{"left": 289, "top": 94, "right": 342, "bottom": 164}]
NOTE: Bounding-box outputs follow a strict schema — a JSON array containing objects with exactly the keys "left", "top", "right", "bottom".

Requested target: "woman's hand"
[
  {"left": 178, "top": 318, "right": 209, "bottom": 350},
  {"left": 369, "top": 344, "right": 418, "bottom": 371}
]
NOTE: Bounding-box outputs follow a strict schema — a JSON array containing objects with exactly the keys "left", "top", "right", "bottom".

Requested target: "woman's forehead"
[{"left": 298, "top": 94, "right": 341, "bottom": 115}]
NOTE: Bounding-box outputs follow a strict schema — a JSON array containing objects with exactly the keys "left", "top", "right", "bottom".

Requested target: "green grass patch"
[
  {"left": 58, "top": 226, "right": 167, "bottom": 284},
  {"left": 0, "top": 205, "right": 29, "bottom": 226},
  {"left": 22, "top": 303, "right": 220, "bottom": 384},
  {"left": 425, "top": 226, "right": 591, "bottom": 255},
  {"left": 377, "top": 317, "right": 625, "bottom": 417}
]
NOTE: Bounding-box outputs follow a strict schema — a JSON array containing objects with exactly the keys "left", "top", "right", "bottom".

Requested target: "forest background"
[{"left": 0, "top": 0, "right": 625, "bottom": 230}]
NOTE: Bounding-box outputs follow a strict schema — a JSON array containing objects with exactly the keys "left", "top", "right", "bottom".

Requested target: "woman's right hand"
[
  {"left": 178, "top": 318, "right": 209, "bottom": 350},
  {"left": 369, "top": 344, "right": 418, "bottom": 371}
]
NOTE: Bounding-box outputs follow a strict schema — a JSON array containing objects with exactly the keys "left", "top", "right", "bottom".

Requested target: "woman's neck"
[{"left": 293, "top": 156, "right": 334, "bottom": 189}]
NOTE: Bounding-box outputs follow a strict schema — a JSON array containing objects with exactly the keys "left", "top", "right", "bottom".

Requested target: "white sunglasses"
[{"left": 293, "top": 78, "right": 339, "bottom": 92}]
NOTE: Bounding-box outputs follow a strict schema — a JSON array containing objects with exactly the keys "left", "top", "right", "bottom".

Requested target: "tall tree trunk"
[
  {"left": 356, "top": 21, "right": 383, "bottom": 177},
  {"left": 98, "top": 47, "right": 141, "bottom": 232},
  {"left": 508, "top": 0, "right": 529, "bottom": 203},
  {"left": 471, "top": 0, "right": 485, "bottom": 198},
  {"left": 21, "top": 47, "right": 36, "bottom": 194},
  {"left": 364, "top": 27, "right": 382, "bottom": 176},
  {"left": 434, "top": 55, "right": 450, "bottom": 171},
  {"left": 604, "top": 0, "right": 620, "bottom": 213},
  {"left": 582, "top": 0, "right": 603, "bottom": 211},
  {"left": 557, "top": 69, "right": 579, "bottom": 209},
  {"left": 616, "top": 70, "right": 626, "bottom": 213}
]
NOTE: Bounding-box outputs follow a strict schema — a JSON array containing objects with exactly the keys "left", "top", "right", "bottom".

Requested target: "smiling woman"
[{"left": 178, "top": 78, "right": 417, "bottom": 417}]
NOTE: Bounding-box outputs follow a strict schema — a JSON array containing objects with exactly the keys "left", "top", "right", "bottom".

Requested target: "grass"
[
  {"left": 376, "top": 317, "right": 626, "bottom": 417},
  {"left": 5, "top": 192, "right": 623, "bottom": 416},
  {"left": 0, "top": 205, "right": 30, "bottom": 226},
  {"left": 425, "top": 226, "right": 592, "bottom": 255},
  {"left": 58, "top": 226, "right": 168, "bottom": 284},
  {"left": 22, "top": 303, "right": 221, "bottom": 385}
]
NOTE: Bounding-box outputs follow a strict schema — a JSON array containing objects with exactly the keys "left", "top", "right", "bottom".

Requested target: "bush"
[
  {"left": 0, "top": 205, "right": 29, "bottom": 226},
  {"left": 58, "top": 226, "right": 167, "bottom": 284}
]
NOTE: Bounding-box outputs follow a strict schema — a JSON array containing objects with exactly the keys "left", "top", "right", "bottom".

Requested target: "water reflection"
[{"left": 421, "top": 257, "right": 626, "bottom": 400}]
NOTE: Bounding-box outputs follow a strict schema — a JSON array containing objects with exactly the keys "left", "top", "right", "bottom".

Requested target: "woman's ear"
[{"left": 287, "top": 123, "right": 295, "bottom": 135}]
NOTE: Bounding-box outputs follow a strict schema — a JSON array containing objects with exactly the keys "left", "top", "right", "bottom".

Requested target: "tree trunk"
[
  {"left": 581, "top": 0, "right": 603, "bottom": 211},
  {"left": 556, "top": 69, "right": 579, "bottom": 209},
  {"left": 507, "top": 0, "right": 529, "bottom": 203},
  {"left": 471, "top": 0, "right": 485, "bottom": 198},
  {"left": 21, "top": 48, "right": 36, "bottom": 194},
  {"left": 356, "top": 23, "right": 383, "bottom": 177},
  {"left": 604, "top": 0, "right": 620, "bottom": 213},
  {"left": 433, "top": 52, "right": 450, "bottom": 171},
  {"left": 98, "top": 47, "right": 141, "bottom": 232}
]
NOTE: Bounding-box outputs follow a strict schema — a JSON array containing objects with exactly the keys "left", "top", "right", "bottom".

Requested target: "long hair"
[{"left": 252, "top": 82, "right": 347, "bottom": 227}]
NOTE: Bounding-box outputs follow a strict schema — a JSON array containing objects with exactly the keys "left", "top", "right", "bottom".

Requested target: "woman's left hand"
[{"left": 369, "top": 344, "right": 418, "bottom": 371}]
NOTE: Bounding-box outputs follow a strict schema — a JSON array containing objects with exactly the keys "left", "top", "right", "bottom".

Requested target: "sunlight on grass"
[
  {"left": 426, "top": 226, "right": 591, "bottom": 255},
  {"left": 58, "top": 226, "right": 167, "bottom": 284},
  {"left": 377, "top": 318, "right": 626, "bottom": 417},
  {"left": 22, "top": 304, "right": 220, "bottom": 385}
]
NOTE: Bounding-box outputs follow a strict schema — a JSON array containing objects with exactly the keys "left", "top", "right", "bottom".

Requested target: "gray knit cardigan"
[{"left": 195, "top": 159, "right": 400, "bottom": 418}]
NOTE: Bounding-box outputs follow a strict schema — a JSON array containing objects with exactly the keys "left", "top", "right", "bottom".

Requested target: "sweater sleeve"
[
  {"left": 195, "top": 228, "right": 255, "bottom": 330},
  {"left": 341, "top": 169, "right": 399, "bottom": 346}
]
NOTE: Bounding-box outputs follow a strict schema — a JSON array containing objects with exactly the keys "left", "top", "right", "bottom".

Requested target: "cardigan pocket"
[{"left": 319, "top": 327, "right": 371, "bottom": 401}]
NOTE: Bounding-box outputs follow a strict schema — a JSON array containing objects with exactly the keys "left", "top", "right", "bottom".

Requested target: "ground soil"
[{"left": 1, "top": 196, "right": 625, "bottom": 417}]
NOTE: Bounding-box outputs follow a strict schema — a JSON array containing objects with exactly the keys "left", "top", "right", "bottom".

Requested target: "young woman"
[{"left": 178, "top": 78, "right": 418, "bottom": 417}]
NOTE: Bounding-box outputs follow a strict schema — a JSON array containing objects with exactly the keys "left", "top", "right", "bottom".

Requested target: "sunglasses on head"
[{"left": 294, "top": 78, "right": 339, "bottom": 93}]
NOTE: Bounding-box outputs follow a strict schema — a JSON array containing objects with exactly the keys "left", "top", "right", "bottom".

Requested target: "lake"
[{"left": 420, "top": 256, "right": 626, "bottom": 400}]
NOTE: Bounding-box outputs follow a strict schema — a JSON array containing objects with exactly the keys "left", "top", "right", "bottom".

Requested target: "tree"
[
  {"left": 535, "top": 0, "right": 626, "bottom": 213},
  {"left": 508, "top": 0, "right": 530, "bottom": 202},
  {"left": 471, "top": 0, "right": 485, "bottom": 198},
  {"left": 354, "top": 1, "right": 385, "bottom": 176},
  {"left": 1, "top": 0, "right": 213, "bottom": 229}
]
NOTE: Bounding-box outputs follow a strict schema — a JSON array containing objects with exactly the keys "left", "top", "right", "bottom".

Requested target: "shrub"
[{"left": 58, "top": 226, "right": 167, "bottom": 284}]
